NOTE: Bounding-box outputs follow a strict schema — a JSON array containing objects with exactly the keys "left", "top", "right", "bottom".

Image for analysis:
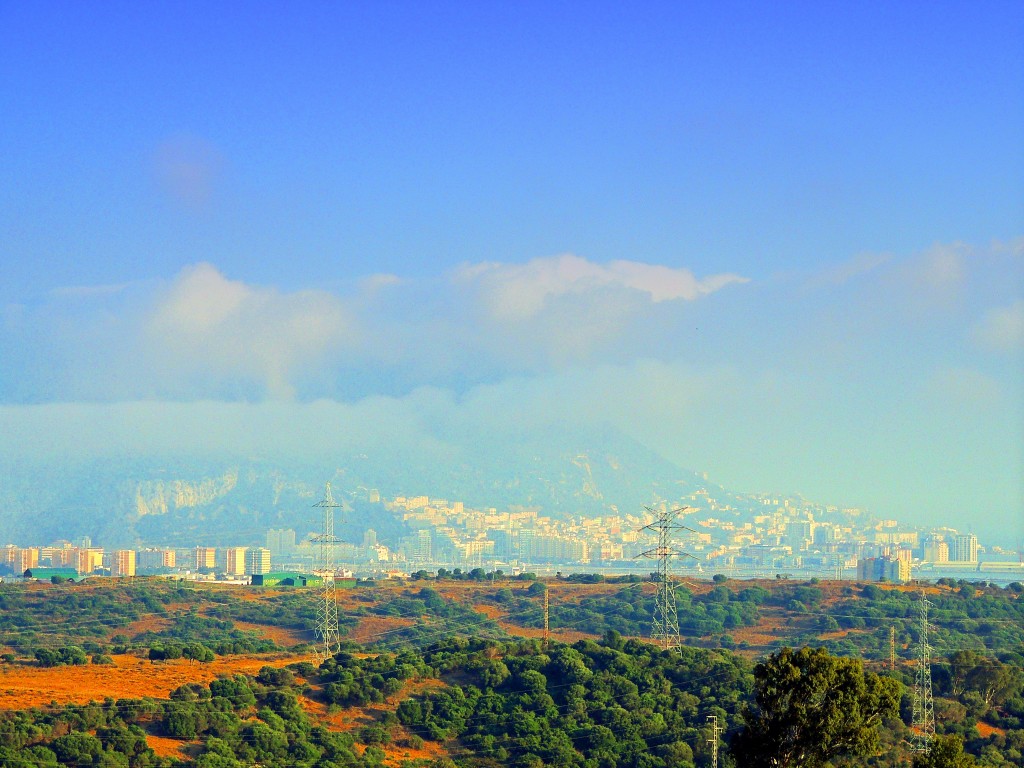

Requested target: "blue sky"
[{"left": 1, "top": 3, "right": 1022, "bottom": 543}]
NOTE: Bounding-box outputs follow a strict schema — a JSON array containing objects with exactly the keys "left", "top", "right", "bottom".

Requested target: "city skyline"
[
  {"left": 4, "top": 486, "right": 1019, "bottom": 587},
  {"left": 1, "top": 4, "right": 1021, "bottom": 544}
]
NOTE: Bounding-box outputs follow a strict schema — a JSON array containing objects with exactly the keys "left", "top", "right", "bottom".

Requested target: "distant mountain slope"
[{"left": 0, "top": 424, "right": 735, "bottom": 548}]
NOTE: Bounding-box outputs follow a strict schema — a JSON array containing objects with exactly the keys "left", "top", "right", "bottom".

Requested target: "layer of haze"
[{"left": 1, "top": 4, "right": 1022, "bottom": 545}]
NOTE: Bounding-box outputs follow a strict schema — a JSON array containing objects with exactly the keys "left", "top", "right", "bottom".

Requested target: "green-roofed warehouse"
[
  {"left": 23, "top": 567, "right": 81, "bottom": 581},
  {"left": 250, "top": 572, "right": 324, "bottom": 587}
]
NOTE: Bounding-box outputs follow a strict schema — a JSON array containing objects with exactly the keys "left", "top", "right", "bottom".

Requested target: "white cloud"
[
  {"left": 806, "top": 251, "right": 891, "bottom": 288},
  {"left": 973, "top": 300, "right": 1024, "bottom": 353},
  {"left": 454, "top": 253, "right": 747, "bottom": 321},
  {"left": 146, "top": 263, "right": 351, "bottom": 399}
]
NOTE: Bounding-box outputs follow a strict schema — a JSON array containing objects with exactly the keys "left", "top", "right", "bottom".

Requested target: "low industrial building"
[
  {"left": 23, "top": 567, "right": 82, "bottom": 581},
  {"left": 250, "top": 572, "right": 324, "bottom": 587}
]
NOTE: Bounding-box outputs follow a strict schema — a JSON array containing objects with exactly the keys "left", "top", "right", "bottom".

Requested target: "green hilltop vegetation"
[{"left": 0, "top": 576, "right": 1021, "bottom": 767}]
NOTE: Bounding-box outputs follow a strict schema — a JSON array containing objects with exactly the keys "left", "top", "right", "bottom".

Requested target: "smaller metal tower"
[
  {"left": 312, "top": 483, "right": 343, "bottom": 664},
  {"left": 637, "top": 504, "right": 695, "bottom": 652},
  {"left": 543, "top": 584, "right": 550, "bottom": 650},
  {"left": 911, "top": 593, "right": 935, "bottom": 752},
  {"left": 707, "top": 715, "right": 720, "bottom": 768}
]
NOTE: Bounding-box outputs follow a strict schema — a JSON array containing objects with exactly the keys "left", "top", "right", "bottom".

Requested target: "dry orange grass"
[
  {"left": 976, "top": 721, "right": 1006, "bottom": 738},
  {"left": 230, "top": 619, "right": 311, "bottom": 647},
  {"left": 144, "top": 734, "right": 194, "bottom": 758},
  {"left": 728, "top": 625, "right": 784, "bottom": 648},
  {"left": 471, "top": 604, "right": 503, "bottom": 620},
  {"left": 0, "top": 652, "right": 313, "bottom": 709},
  {"left": 114, "top": 614, "right": 174, "bottom": 639},
  {"left": 497, "top": 621, "right": 593, "bottom": 643},
  {"left": 348, "top": 616, "right": 416, "bottom": 645}
]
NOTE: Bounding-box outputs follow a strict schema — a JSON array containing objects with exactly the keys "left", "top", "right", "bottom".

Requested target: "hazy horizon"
[{"left": 1, "top": 4, "right": 1021, "bottom": 546}]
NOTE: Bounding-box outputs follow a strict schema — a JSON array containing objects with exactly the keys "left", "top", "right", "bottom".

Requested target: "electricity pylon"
[
  {"left": 543, "top": 584, "right": 550, "bottom": 650},
  {"left": 911, "top": 593, "right": 935, "bottom": 752},
  {"left": 312, "top": 483, "right": 343, "bottom": 664},
  {"left": 707, "top": 715, "right": 720, "bottom": 768},
  {"left": 637, "top": 504, "right": 696, "bottom": 652}
]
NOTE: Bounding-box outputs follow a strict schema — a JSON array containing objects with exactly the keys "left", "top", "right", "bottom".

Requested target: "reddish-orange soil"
[
  {"left": 145, "top": 734, "right": 195, "bottom": 758},
  {"left": 230, "top": 619, "right": 311, "bottom": 647},
  {"left": 471, "top": 604, "right": 503, "bottom": 619},
  {"left": 0, "top": 653, "right": 312, "bottom": 709},
  {"left": 976, "top": 721, "right": 1006, "bottom": 738},
  {"left": 115, "top": 614, "right": 174, "bottom": 639},
  {"left": 497, "top": 621, "right": 593, "bottom": 644},
  {"left": 348, "top": 616, "right": 417, "bottom": 645}
]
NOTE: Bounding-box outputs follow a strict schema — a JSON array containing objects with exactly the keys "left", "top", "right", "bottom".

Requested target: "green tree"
[
  {"left": 965, "top": 657, "right": 1015, "bottom": 707},
  {"left": 50, "top": 732, "right": 104, "bottom": 765},
  {"left": 183, "top": 643, "right": 214, "bottom": 664},
  {"left": 912, "top": 734, "right": 977, "bottom": 768},
  {"left": 731, "top": 646, "right": 900, "bottom": 768}
]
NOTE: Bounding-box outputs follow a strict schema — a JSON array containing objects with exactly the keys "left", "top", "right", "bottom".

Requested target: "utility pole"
[
  {"left": 543, "top": 584, "right": 550, "bottom": 650},
  {"left": 312, "top": 483, "right": 342, "bottom": 664},
  {"left": 911, "top": 593, "right": 935, "bottom": 752},
  {"left": 637, "top": 505, "right": 696, "bottom": 653},
  {"left": 707, "top": 715, "right": 720, "bottom": 768},
  {"left": 890, "top": 625, "right": 896, "bottom": 671}
]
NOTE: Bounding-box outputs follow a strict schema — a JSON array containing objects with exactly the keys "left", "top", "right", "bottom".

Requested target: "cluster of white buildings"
[{"left": 4, "top": 488, "right": 1010, "bottom": 585}]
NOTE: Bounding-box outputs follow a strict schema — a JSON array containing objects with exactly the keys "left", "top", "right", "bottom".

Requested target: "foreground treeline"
[
  {"left": 0, "top": 662, "right": 382, "bottom": 768},
  {"left": 1, "top": 632, "right": 1022, "bottom": 768},
  {"left": 392, "top": 634, "right": 750, "bottom": 767},
  {"left": 0, "top": 637, "right": 758, "bottom": 768},
  {"left": 0, "top": 577, "right": 1022, "bottom": 767}
]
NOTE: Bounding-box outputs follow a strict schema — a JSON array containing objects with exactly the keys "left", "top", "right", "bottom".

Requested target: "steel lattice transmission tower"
[
  {"left": 637, "top": 505, "right": 696, "bottom": 652},
  {"left": 911, "top": 593, "right": 936, "bottom": 752},
  {"left": 707, "top": 715, "right": 721, "bottom": 768},
  {"left": 312, "top": 483, "right": 343, "bottom": 664},
  {"left": 543, "top": 584, "right": 550, "bottom": 650}
]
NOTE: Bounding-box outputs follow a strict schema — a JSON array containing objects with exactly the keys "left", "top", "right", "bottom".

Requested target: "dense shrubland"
[{"left": 0, "top": 576, "right": 1022, "bottom": 766}]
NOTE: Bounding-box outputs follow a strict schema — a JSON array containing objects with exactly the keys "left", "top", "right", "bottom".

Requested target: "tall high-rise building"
[
  {"left": 786, "top": 521, "right": 814, "bottom": 552},
  {"left": 813, "top": 525, "right": 839, "bottom": 546},
  {"left": 194, "top": 547, "right": 217, "bottom": 571},
  {"left": 5, "top": 547, "right": 42, "bottom": 574},
  {"left": 518, "top": 528, "right": 536, "bottom": 559},
  {"left": 224, "top": 547, "right": 247, "bottom": 576},
  {"left": 415, "top": 529, "right": 432, "bottom": 562},
  {"left": 22, "top": 548, "right": 41, "bottom": 572},
  {"left": 112, "top": 550, "right": 136, "bottom": 577},
  {"left": 76, "top": 548, "right": 104, "bottom": 575},
  {"left": 138, "top": 548, "right": 176, "bottom": 572},
  {"left": 247, "top": 548, "right": 271, "bottom": 575},
  {"left": 51, "top": 545, "right": 77, "bottom": 568},
  {"left": 857, "top": 556, "right": 911, "bottom": 583},
  {"left": 362, "top": 529, "right": 378, "bottom": 549},
  {"left": 266, "top": 528, "right": 296, "bottom": 557},
  {"left": 923, "top": 537, "right": 949, "bottom": 564},
  {"left": 951, "top": 534, "right": 978, "bottom": 563}
]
